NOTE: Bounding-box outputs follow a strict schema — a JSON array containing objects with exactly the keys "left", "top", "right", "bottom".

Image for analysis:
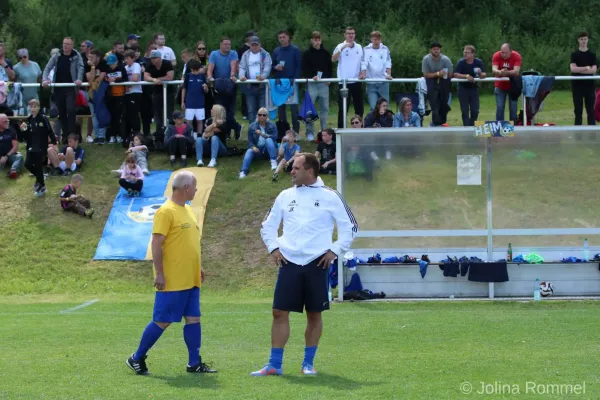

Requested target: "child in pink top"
[{"left": 119, "top": 153, "right": 145, "bottom": 197}]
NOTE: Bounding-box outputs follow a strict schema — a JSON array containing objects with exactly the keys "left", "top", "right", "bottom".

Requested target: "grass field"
[
  {"left": 1, "top": 90, "right": 600, "bottom": 399},
  {"left": 1, "top": 296, "right": 599, "bottom": 399}
]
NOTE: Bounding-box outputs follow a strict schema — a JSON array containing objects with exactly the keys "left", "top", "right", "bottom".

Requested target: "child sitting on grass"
[
  {"left": 112, "top": 133, "right": 149, "bottom": 176},
  {"left": 315, "top": 128, "right": 336, "bottom": 175},
  {"left": 48, "top": 133, "right": 84, "bottom": 177},
  {"left": 119, "top": 153, "right": 144, "bottom": 197},
  {"left": 272, "top": 130, "right": 300, "bottom": 182},
  {"left": 59, "top": 173, "right": 94, "bottom": 218}
]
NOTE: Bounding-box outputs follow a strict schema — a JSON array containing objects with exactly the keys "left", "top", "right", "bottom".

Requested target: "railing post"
[
  {"left": 341, "top": 79, "right": 348, "bottom": 128},
  {"left": 163, "top": 82, "right": 168, "bottom": 129}
]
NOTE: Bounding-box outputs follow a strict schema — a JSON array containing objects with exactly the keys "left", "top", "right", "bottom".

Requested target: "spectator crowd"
[{"left": 0, "top": 29, "right": 597, "bottom": 195}]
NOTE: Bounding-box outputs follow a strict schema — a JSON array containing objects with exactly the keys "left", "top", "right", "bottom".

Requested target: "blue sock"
[
  {"left": 133, "top": 322, "right": 164, "bottom": 360},
  {"left": 303, "top": 346, "right": 318, "bottom": 366},
  {"left": 184, "top": 323, "right": 201, "bottom": 366},
  {"left": 269, "top": 348, "right": 284, "bottom": 369}
]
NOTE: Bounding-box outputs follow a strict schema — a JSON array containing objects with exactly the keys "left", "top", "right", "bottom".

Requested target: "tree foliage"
[{"left": 3, "top": 0, "right": 600, "bottom": 81}]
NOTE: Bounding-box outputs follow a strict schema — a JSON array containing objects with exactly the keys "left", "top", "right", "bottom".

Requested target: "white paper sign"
[{"left": 457, "top": 155, "right": 482, "bottom": 185}]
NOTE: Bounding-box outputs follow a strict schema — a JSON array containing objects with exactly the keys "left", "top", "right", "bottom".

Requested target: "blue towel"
[
  {"left": 383, "top": 256, "right": 399, "bottom": 263},
  {"left": 561, "top": 257, "right": 582, "bottom": 263},
  {"left": 512, "top": 255, "right": 527, "bottom": 263},
  {"left": 419, "top": 260, "right": 429, "bottom": 278},
  {"left": 367, "top": 253, "right": 382, "bottom": 264},
  {"left": 328, "top": 261, "right": 338, "bottom": 289},
  {"left": 298, "top": 90, "right": 319, "bottom": 123},
  {"left": 522, "top": 75, "right": 543, "bottom": 98},
  {"left": 269, "top": 79, "right": 295, "bottom": 107}
]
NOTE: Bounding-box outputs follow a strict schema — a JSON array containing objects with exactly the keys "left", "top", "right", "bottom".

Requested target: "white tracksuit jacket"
[{"left": 260, "top": 177, "right": 359, "bottom": 266}]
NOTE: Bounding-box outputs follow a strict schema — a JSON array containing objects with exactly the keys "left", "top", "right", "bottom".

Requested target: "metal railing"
[{"left": 10, "top": 75, "right": 600, "bottom": 130}]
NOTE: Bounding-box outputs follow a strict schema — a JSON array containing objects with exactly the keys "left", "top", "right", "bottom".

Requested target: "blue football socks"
[
  {"left": 184, "top": 323, "right": 201, "bottom": 366},
  {"left": 133, "top": 322, "right": 165, "bottom": 360},
  {"left": 269, "top": 348, "right": 284, "bottom": 369},
  {"left": 303, "top": 346, "right": 318, "bottom": 366}
]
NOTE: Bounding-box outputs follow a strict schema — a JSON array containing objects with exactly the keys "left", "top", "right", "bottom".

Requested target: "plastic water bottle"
[
  {"left": 533, "top": 278, "right": 540, "bottom": 301},
  {"left": 583, "top": 238, "right": 589, "bottom": 262}
]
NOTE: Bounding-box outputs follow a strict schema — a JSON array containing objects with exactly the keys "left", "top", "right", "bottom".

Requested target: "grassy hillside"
[{"left": 0, "top": 91, "right": 590, "bottom": 295}]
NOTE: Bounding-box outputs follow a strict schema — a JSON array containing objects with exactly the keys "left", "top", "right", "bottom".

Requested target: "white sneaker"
[
  {"left": 111, "top": 169, "right": 122, "bottom": 177},
  {"left": 207, "top": 158, "right": 217, "bottom": 168},
  {"left": 197, "top": 159, "right": 204, "bottom": 167},
  {"left": 142, "top": 168, "right": 149, "bottom": 175},
  {"left": 370, "top": 152, "right": 379, "bottom": 161},
  {"left": 116, "top": 137, "right": 123, "bottom": 144},
  {"left": 307, "top": 133, "right": 315, "bottom": 141},
  {"left": 86, "top": 135, "right": 94, "bottom": 143},
  {"left": 385, "top": 151, "right": 392, "bottom": 160},
  {"left": 239, "top": 171, "right": 247, "bottom": 179},
  {"left": 109, "top": 137, "right": 116, "bottom": 144},
  {"left": 270, "top": 160, "right": 277, "bottom": 170}
]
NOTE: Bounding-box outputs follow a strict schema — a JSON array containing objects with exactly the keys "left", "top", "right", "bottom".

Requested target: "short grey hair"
[{"left": 172, "top": 171, "right": 195, "bottom": 190}]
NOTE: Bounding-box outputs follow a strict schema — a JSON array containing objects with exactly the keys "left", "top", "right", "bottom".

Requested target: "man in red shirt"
[{"left": 492, "top": 44, "right": 521, "bottom": 122}]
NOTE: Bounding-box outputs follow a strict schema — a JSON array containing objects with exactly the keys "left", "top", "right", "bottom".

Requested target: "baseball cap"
[
  {"left": 245, "top": 30, "right": 257, "bottom": 38},
  {"left": 250, "top": 36, "right": 260, "bottom": 45},
  {"left": 127, "top": 34, "right": 141, "bottom": 41},
  {"left": 81, "top": 40, "right": 94, "bottom": 48},
  {"left": 106, "top": 54, "right": 118, "bottom": 65},
  {"left": 430, "top": 41, "right": 442, "bottom": 49},
  {"left": 172, "top": 111, "right": 185, "bottom": 120},
  {"left": 150, "top": 50, "right": 162, "bottom": 58}
]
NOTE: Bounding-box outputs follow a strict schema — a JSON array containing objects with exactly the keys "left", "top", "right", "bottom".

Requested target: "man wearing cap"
[
  {"left": 126, "top": 34, "right": 141, "bottom": 51},
  {"left": 238, "top": 30, "right": 256, "bottom": 120},
  {"left": 360, "top": 31, "right": 393, "bottom": 111},
  {"left": 144, "top": 50, "right": 175, "bottom": 136},
  {"left": 239, "top": 36, "right": 272, "bottom": 123},
  {"left": 105, "top": 53, "right": 128, "bottom": 144},
  {"left": 13, "top": 49, "right": 42, "bottom": 111},
  {"left": 42, "top": 37, "right": 84, "bottom": 138},
  {"left": 422, "top": 42, "right": 453, "bottom": 126}
]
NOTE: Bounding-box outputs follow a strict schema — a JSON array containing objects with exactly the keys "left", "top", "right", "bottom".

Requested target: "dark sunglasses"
[
  {"left": 20, "top": 56, "right": 28, "bottom": 59},
  {"left": 258, "top": 113, "right": 268, "bottom": 117},
  {"left": 197, "top": 47, "right": 206, "bottom": 50}
]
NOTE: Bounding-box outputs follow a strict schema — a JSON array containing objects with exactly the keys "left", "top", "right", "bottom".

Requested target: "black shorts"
[{"left": 273, "top": 256, "right": 330, "bottom": 313}]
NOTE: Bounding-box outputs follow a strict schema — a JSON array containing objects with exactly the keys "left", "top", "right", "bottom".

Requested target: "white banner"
[{"left": 457, "top": 155, "right": 482, "bottom": 185}]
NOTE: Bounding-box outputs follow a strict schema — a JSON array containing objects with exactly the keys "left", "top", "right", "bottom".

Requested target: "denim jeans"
[
  {"left": 457, "top": 86, "right": 480, "bottom": 126},
  {"left": 494, "top": 87, "right": 518, "bottom": 121},
  {"left": 366, "top": 82, "right": 390, "bottom": 110},
  {"left": 196, "top": 135, "right": 228, "bottom": 161},
  {"left": 306, "top": 82, "right": 329, "bottom": 137},
  {"left": 244, "top": 84, "right": 266, "bottom": 124},
  {"left": 240, "top": 138, "right": 276, "bottom": 174},
  {"left": 2, "top": 152, "right": 24, "bottom": 172}
]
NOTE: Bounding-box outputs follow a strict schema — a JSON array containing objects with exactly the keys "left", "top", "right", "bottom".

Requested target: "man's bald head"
[{"left": 500, "top": 43, "right": 512, "bottom": 59}]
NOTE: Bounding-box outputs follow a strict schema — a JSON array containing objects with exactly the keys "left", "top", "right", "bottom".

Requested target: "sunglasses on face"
[
  {"left": 197, "top": 47, "right": 206, "bottom": 50},
  {"left": 258, "top": 113, "right": 267, "bottom": 117}
]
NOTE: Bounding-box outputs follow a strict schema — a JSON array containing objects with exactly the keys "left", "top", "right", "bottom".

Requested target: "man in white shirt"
[
  {"left": 332, "top": 27, "right": 364, "bottom": 128},
  {"left": 154, "top": 33, "right": 177, "bottom": 67},
  {"left": 360, "top": 31, "right": 392, "bottom": 110},
  {"left": 251, "top": 153, "right": 358, "bottom": 377}
]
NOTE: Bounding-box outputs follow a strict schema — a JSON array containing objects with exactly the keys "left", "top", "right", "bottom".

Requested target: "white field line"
[{"left": 59, "top": 299, "right": 100, "bottom": 314}]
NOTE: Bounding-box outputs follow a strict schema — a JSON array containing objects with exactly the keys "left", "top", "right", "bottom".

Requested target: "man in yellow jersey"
[{"left": 126, "top": 171, "right": 217, "bottom": 375}]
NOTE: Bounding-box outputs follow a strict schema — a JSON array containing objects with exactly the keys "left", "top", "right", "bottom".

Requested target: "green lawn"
[
  {"left": 0, "top": 296, "right": 598, "bottom": 399},
  {"left": 1, "top": 89, "right": 599, "bottom": 398}
]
